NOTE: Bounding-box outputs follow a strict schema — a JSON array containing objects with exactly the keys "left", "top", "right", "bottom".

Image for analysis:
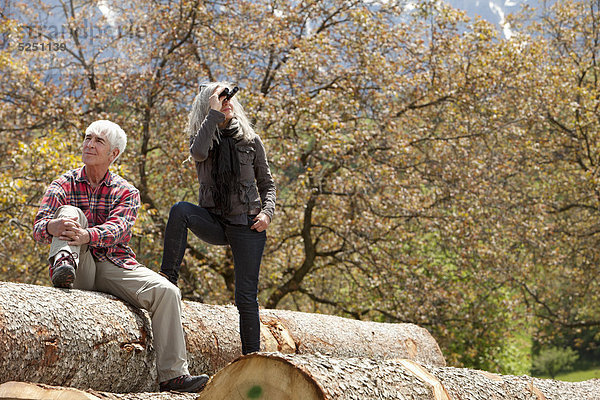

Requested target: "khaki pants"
[{"left": 49, "top": 205, "right": 189, "bottom": 382}]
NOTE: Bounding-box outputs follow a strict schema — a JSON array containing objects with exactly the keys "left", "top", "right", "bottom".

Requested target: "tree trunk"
[
  {"left": 197, "top": 352, "right": 600, "bottom": 400},
  {"left": 0, "top": 281, "right": 444, "bottom": 392}
]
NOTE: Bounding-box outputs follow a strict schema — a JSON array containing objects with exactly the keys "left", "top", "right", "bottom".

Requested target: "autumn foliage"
[{"left": 1, "top": 0, "right": 599, "bottom": 372}]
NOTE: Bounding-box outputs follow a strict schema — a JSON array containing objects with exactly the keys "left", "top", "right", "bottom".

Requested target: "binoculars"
[{"left": 219, "top": 86, "right": 239, "bottom": 101}]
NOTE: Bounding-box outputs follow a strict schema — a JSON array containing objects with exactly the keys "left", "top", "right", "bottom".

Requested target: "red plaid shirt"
[{"left": 33, "top": 166, "right": 141, "bottom": 269}]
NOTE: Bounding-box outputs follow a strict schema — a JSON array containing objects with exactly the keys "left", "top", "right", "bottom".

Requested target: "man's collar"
[{"left": 76, "top": 166, "right": 114, "bottom": 187}]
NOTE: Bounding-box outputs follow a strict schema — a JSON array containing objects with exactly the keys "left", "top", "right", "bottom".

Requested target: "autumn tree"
[
  {"left": 508, "top": 0, "right": 600, "bottom": 361},
  {"left": 2, "top": 0, "right": 599, "bottom": 372}
]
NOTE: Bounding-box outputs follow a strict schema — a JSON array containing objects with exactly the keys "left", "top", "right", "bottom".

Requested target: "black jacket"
[{"left": 189, "top": 109, "right": 276, "bottom": 221}]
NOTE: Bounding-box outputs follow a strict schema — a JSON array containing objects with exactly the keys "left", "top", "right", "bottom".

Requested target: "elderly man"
[{"left": 33, "top": 120, "right": 208, "bottom": 393}]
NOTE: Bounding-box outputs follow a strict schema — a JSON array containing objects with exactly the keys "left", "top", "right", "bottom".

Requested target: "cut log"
[
  {"left": 260, "top": 308, "right": 444, "bottom": 364},
  {"left": 0, "top": 382, "right": 100, "bottom": 400},
  {"left": 0, "top": 281, "right": 444, "bottom": 392},
  {"left": 0, "top": 283, "right": 157, "bottom": 392},
  {"left": 0, "top": 382, "right": 197, "bottom": 400},
  {"left": 3, "top": 354, "right": 599, "bottom": 400},
  {"left": 197, "top": 352, "right": 600, "bottom": 400},
  {"left": 182, "top": 303, "right": 445, "bottom": 375}
]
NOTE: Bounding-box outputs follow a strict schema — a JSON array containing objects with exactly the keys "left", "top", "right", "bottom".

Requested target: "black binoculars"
[{"left": 219, "top": 86, "right": 239, "bottom": 101}]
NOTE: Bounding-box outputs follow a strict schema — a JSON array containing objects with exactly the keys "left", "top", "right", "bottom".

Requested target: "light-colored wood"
[
  {"left": 181, "top": 300, "right": 446, "bottom": 375},
  {"left": 527, "top": 380, "right": 547, "bottom": 400},
  {"left": 198, "top": 353, "right": 438, "bottom": 400},
  {"left": 0, "top": 381, "right": 200, "bottom": 400},
  {"left": 198, "top": 354, "right": 325, "bottom": 400},
  {"left": 477, "top": 370, "right": 503, "bottom": 382},
  {"left": 260, "top": 317, "right": 296, "bottom": 353},
  {"left": 3, "top": 353, "right": 600, "bottom": 400},
  {"left": 397, "top": 359, "right": 450, "bottom": 400},
  {"left": 0, "top": 283, "right": 158, "bottom": 392},
  {"left": 0, "top": 382, "right": 100, "bottom": 400},
  {"left": 258, "top": 308, "right": 446, "bottom": 367}
]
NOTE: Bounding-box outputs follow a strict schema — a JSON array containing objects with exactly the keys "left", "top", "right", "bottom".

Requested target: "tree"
[
  {"left": 533, "top": 346, "right": 579, "bottom": 379},
  {"left": 507, "top": 0, "right": 600, "bottom": 354}
]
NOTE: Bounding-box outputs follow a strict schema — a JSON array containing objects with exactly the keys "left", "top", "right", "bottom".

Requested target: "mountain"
[{"left": 444, "top": 0, "right": 539, "bottom": 38}]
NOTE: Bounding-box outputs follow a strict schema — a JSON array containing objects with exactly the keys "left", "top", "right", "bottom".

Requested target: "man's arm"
[{"left": 86, "top": 188, "right": 140, "bottom": 248}]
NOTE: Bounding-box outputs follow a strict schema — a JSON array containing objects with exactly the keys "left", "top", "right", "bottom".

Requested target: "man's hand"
[
  {"left": 251, "top": 212, "right": 271, "bottom": 232},
  {"left": 47, "top": 217, "right": 90, "bottom": 246}
]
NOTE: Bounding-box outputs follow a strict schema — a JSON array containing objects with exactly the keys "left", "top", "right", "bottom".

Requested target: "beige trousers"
[{"left": 49, "top": 205, "right": 190, "bottom": 382}]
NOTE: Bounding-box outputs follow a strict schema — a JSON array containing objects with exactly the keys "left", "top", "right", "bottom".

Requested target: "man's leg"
[
  {"left": 72, "top": 248, "right": 96, "bottom": 290},
  {"left": 48, "top": 205, "right": 95, "bottom": 289},
  {"left": 93, "top": 262, "right": 194, "bottom": 383}
]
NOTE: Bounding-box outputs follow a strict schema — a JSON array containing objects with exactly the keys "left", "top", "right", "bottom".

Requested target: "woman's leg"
[
  {"left": 160, "top": 202, "right": 228, "bottom": 283},
  {"left": 225, "top": 218, "right": 267, "bottom": 354}
]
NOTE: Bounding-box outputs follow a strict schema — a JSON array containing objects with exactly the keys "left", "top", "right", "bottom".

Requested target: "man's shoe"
[
  {"left": 159, "top": 374, "right": 209, "bottom": 392},
  {"left": 50, "top": 251, "right": 77, "bottom": 288}
]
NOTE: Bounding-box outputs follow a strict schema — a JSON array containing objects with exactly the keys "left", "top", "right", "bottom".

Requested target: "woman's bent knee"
[{"left": 169, "top": 201, "right": 194, "bottom": 219}]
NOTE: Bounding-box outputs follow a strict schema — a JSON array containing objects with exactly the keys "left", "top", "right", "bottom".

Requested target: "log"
[
  {"left": 196, "top": 352, "right": 600, "bottom": 400},
  {"left": 0, "top": 381, "right": 197, "bottom": 400},
  {"left": 0, "top": 281, "right": 444, "bottom": 392},
  {"left": 3, "top": 354, "right": 599, "bottom": 400},
  {"left": 0, "top": 283, "right": 157, "bottom": 393},
  {"left": 182, "top": 303, "right": 445, "bottom": 375}
]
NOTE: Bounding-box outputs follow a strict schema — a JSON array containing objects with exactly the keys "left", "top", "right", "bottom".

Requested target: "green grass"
[{"left": 537, "top": 367, "right": 600, "bottom": 382}]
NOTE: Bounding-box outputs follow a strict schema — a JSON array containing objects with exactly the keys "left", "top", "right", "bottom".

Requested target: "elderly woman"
[{"left": 159, "top": 82, "right": 276, "bottom": 355}]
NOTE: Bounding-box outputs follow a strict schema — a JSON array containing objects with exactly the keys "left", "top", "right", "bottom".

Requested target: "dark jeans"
[{"left": 160, "top": 201, "right": 266, "bottom": 354}]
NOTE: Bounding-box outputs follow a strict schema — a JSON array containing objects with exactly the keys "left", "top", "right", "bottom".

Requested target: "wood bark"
[
  {"left": 0, "top": 281, "right": 444, "bottom": 392},
  {"left": 197, "top": 352, "right": 600, "bottom": 400}
]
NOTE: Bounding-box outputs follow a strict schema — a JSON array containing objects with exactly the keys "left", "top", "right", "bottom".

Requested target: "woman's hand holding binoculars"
[{"left": 209, "top": 86, "right": 239, "bottom": 111}]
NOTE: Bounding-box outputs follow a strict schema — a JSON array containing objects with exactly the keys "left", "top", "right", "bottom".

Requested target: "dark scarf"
[{"left": 211, "top": 121, "right": 241, "bottom": 215}]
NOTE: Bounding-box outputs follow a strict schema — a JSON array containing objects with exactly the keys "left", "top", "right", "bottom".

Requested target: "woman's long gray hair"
[{"left": 187, "top": 81, "right": 256, "bottom": 147}]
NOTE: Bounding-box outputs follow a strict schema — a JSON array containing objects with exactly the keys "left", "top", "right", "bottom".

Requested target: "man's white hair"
[{"left": 85, "top": 120, "right": 127, "bottom": 163}]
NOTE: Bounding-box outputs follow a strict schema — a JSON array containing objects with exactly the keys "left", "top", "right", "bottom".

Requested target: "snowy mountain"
[{"left": 444, "top": 0, "right": 539, "bottom": 38}]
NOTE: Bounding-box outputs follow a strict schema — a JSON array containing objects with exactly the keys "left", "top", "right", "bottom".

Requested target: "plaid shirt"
[{"left": 33, "top": 166, "right": 141, "bottom": 269}]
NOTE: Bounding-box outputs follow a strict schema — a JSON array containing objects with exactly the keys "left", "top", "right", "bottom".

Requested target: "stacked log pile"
[
  {"left": 2, "top": 353, "right": 599, "bottom": 399},
  {"left": 0, "top": 281, "right": 443, "bottom": 392},
  {"left": 1, "top": 281, "right": 598, "bottom": 399}
]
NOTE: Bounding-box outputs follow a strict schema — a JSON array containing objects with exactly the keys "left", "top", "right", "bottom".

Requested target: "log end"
[
  {"left": 197, "top": 353, "right": 325, "bottom": 400},
  {"left": 0, "top": 382, "right": 100, "bottom": 400}
]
